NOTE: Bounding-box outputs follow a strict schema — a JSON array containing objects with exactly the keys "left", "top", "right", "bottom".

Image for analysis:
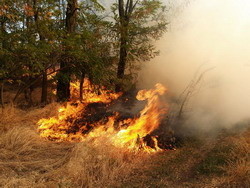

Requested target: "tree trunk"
[
  {"left": 0, "top": 21, "right": 7, "bottom": 49},
  {"left": 65, "top": 0, "right": 78, "bottom": 33},
  {"left": 116, "top": 32, "right": 128, "bottom": 92},
  {"left": 33, "top": 0, "right": 48, "bottom": 104},
  {"left": 57, "top": 59, "right": 71, "bottom": 101},
  {"left": 28, "top": 86, "right": 34, "bottom": 106},
  {"left": 0, "top": 14, "right": 6, "bottom": 108},
  {"left": 41, "top": 70, "right": 48, "bottom": 104},
  {"left": 115, "top": 0, "right": 132, "bottom": 92},
  {"left": 57, "top": 0, "right": 78, "bottom": 101},
  {"left": 27, "top": 76, "right": 34, "bottom": 106},
  {"left": 79, "top": 72, "right": 85, "bottom": 101},
  {"left": 0, "top": 81, "right": 4, "bottom": 109}
]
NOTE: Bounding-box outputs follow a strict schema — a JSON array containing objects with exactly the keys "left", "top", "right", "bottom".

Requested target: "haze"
[{"left": 140, "top": 0, "right": 250, "bottom": 131}]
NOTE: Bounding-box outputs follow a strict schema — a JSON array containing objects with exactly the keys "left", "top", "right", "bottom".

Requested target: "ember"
[{"left": 37, "top": 79, "right": 172, "bottom": 152}]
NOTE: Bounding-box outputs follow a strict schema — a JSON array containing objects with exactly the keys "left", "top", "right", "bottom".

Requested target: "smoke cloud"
[{"left": 139, "top": 0, "right": 250, "bottom": 131}]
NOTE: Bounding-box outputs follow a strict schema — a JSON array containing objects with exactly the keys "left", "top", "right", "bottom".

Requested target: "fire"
[
  {"left": 70, "top": 78, "right": 121, "bottom": 103},
  {"left": 112, "top": 84, "right": 167, "bottom": 151},
  {"left": 37, "top": 79, "right": 168, "bottom": 152}
]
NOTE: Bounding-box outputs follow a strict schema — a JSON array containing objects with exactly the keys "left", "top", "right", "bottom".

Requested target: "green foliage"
[
  {"left": 0, "top": 0, "right": 168, "bottom": 103},
  {"left": 0, "top": 0, "right": 58, "bottom": 82},
  {"left": 112, "top": 0, "right": 168, "bottom": 64},
  {"left": 58, "top": 1, "right": 116, "bottom": 86}
]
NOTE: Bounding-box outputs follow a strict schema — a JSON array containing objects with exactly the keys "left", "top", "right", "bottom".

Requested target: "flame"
[
  {"left": 112, "top": 83, "right": 167, "bottom": 152},
  {"left": 70, "top": 79, "right": 121, "bottom": 103},
  {"left": 37, "top": 79, "right": 168, "bottom": 152}
]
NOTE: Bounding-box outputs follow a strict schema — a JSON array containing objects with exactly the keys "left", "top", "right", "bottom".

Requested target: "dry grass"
[
  {"left": 119, "top": 130, "right": 250, "bottom": 188},
  {"left": 0, "top": 103, "right": 59, "bottom": 131},
  {"left": 0, "top": 105, "right": 249, "bottom": 188},
  {"left": 0, "top": 105, "right": 146, "bottom": 188},
  {"left": 220, "top": 131, "right": 250, "bottom": 187}
]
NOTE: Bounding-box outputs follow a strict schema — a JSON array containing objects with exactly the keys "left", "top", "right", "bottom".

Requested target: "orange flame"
[
  {"left": 37, "top": 79, "right": 167, "bottom": 152},
  {"left": 70, "top": 79, "right": 121, "bottom": 103},
  {"left": 112, "top": 83, "right": 167, "bottom": 152}
]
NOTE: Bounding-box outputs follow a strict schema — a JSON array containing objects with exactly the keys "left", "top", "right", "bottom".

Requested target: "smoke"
[{"left": 139, "top": 0, "right": 250, "bottom": 131}]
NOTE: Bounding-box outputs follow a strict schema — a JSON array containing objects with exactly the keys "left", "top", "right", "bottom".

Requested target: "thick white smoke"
[{"left": 139, "top": 0, "right": 250, "bottom": 131}]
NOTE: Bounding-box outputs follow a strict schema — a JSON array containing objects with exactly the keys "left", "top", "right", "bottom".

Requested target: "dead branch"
[{"left": 177, "top": 67, "right": 215, "bottom": 119}]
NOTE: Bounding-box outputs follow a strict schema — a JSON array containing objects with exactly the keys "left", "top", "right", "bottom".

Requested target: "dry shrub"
[{"left": 0, "top": 105, "right": 146, "bottom": 188}]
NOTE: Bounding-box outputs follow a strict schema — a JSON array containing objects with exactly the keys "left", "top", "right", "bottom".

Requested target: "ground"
[
  {"left": 0, "top": 104, "right": 249, "bottom": 188},
  {"left": 122, "top": 130, "right": 250, "bottom": 187}
]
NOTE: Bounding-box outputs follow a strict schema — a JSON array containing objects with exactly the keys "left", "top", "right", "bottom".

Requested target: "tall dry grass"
[
  {"left": 222, "top": 131, "right": 250, "bottom": 187},
  {"left": 1, "top": 104, "right": 249, "bottom": 187},
  {"left": 208, "top": 130, "right": 250, "bottom": 188},
  {"left": 0, "top": 105, "right": 146, "bottom": 188}
]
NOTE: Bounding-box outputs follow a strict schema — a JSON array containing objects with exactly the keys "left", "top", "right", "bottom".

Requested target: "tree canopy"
[{"left": 0, "top": 0, "right": 168, "bottom": 105}]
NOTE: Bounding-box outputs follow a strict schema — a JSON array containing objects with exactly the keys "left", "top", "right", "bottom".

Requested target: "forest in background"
[{"left": 0, "top": 0, "right": 167, "bottom": 106}]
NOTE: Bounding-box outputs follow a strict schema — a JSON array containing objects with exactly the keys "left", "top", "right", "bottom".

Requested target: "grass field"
[{"left": 0, "top": 104, "right": 249, "bottom": 188}]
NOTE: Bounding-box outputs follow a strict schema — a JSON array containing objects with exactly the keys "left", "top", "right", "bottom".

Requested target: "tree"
[
  {"left": 56, "top": 0, "right": 78, "bottom": 102},
  {"left": 0, "top": 0, "right": 59, "bottom": 105},
  {"left": 0, "top": 0, "right": 168, "bottom": 106},
  {"left": 56, "top": 0, "right": 116, "bottom": 101},
  {"left": 0, "top": 0, "right": 25, "bottom": 105},
  {"left": 112, "top": 0, "right": 167, "bottom": 91}
]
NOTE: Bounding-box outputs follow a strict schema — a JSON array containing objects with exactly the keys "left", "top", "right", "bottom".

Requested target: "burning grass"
[
  {"left": 1, "top": 79, "right": 249, "bottom": 187},
  {"left": 0, "top": 106, "right": 148, "bottom": 187},
  {"left": 0, "top": 80, "right": 172, "bottom": 187},
  {"left": 37, "top": 79, "right": 170, "bottom": 152},
  {"left": 0, "top": 105, "right": 249, "bottom": 187}
]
